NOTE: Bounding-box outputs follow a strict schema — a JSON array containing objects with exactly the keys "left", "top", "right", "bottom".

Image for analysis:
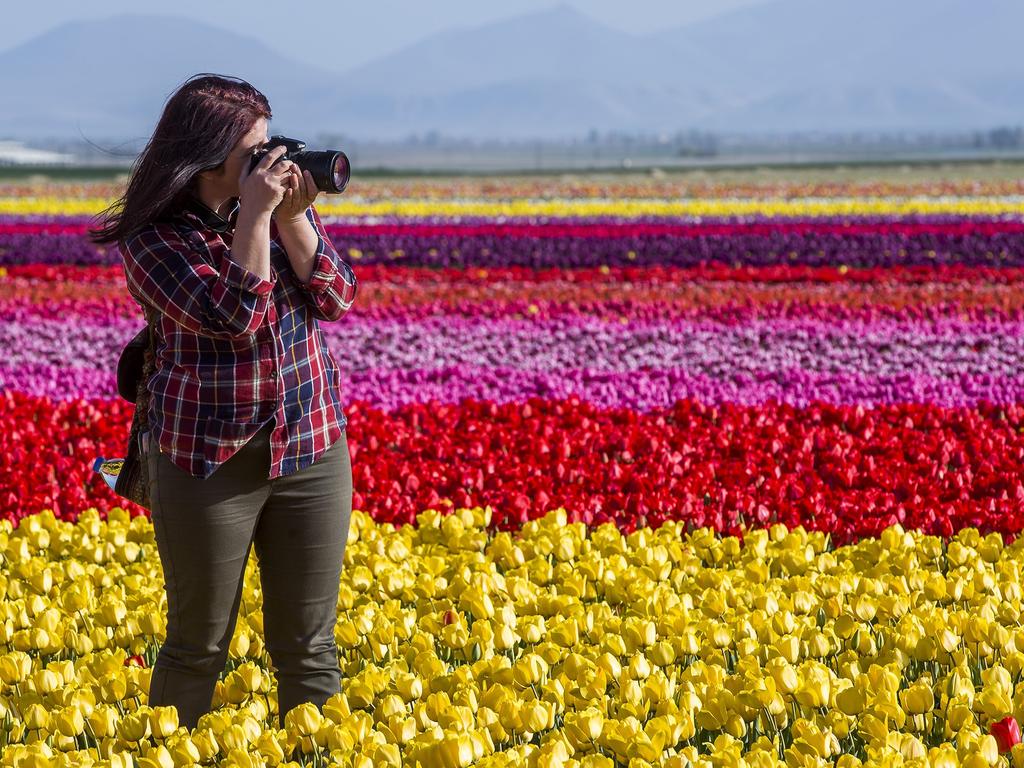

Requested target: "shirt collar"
[{"left": 180, "top": 192, "right": 240, "bottom": 234}]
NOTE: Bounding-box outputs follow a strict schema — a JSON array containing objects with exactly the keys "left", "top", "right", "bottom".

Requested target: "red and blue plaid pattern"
[{"left": 119, "top": 195, "right": 357, "bottom": 479}]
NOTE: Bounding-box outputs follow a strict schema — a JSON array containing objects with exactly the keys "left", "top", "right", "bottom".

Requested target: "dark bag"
[{"left": 113, "top": 306, "right": 159, "bottom": 509}]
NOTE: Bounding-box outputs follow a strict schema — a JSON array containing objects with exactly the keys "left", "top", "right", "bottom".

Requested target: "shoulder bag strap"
[{"left": 136, "top": 305, "right": 159, "bottom": 445}]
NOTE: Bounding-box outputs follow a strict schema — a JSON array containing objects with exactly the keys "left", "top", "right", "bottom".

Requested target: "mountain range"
[{"left": 1, "top": 0, "right": 1021, "bottom": 141}]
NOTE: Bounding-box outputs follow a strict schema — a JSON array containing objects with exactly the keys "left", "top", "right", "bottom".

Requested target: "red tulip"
[{"left": 991, "top": 716, "right": 1021, "bottom": 753}]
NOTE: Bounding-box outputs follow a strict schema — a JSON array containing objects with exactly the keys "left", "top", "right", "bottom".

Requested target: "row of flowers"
[
  {"left": 2, "top": 507, "right": 1024, "bottom": 767},
  {"left": 15, "top": 177, "right": 1024, "bottom": 199},
  {"left": 1, "top": 264, "right": 1022, "bottom": 327},
  {"left": 11, "top": 196, "right": 1024, "bottom": 218},
  {"left": 1, "top": 310, "right": 1021, "bottom": 407},
  {"left": 2, "top": 392, "right": 1023, "bottom": 542},
  {"left": 11, "top": 216, "right": 1024, "bottom": 235},
  {"left": 4, "top": 231, "right": 1024, "bottom": 271}
]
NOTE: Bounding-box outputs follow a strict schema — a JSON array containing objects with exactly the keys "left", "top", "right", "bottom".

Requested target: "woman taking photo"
[{"left": 89, "top": 73, "right": 358, "bottom": 731}]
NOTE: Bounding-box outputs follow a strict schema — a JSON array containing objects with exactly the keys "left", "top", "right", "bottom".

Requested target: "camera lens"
[
  {"left": 288, "top": 149, "right": 351, "bottom": 194},
  {"left": 331, "top": 153, "right": 351, "bottom": 193}
]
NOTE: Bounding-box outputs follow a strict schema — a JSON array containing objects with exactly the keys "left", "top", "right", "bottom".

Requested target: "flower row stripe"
[
  {"left": 2, "top": 391, "right": 1023, "bottom": 541},
  {"left": 10, "top": 196, "right": 1024, "bottom": 217}
]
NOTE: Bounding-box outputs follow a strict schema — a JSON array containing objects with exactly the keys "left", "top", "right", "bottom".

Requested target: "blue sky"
[{"left": 2, "top": 0, "right": 769, "bottom": 71}]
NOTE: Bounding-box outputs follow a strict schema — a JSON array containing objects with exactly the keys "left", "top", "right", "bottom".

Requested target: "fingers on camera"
[{"left": 259, "top": 145, "right": 289, "bottom": 169}]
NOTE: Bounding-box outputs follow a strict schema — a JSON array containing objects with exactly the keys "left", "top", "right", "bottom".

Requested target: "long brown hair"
[{"left": 89, "top": 73, "right": 272, "bottom": 246}]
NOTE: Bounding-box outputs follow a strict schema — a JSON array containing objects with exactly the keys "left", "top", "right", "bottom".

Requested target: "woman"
[{"left": 89, "top": 73, "right": 358, "bottom": 731}]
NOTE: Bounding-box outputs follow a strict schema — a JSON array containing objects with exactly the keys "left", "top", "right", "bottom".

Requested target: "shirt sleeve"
[
  {"left": 120, "top": 224, "right": 277, "bottom": 339},
  {"left": 290, "top": 204, "right": 358, "bottom": 322}
]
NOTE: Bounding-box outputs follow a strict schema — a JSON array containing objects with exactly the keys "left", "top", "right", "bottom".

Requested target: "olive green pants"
[{"left": 145, "top": 420, "right": 352, "bottom": 730}]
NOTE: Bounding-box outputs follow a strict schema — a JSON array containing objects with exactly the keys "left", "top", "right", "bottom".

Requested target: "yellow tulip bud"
[
  {"left": 899, "top": 681, "right": 935, "bottom": 715},
  {"left": 648, "top": 641, "right": 675, "bottom": 667},
  {"left": 140, "top": 744, "right": 175, "bottom": 768},
  {"left": 169, "top": 736, "right": 203, "bottom": 764},
  {"left": 88, "top": 705, "right": 119, "bottom": 739},
  {"left": 775, "top": 635, "right": 800, "bottom": 664},
  {"left": 228, "top": 630, "right": 249, "bottom": 663},
  {"left": 835, "top": 685, "right": 866, "bottom": 716},
  {"left": 148, "top": 705, "right": 179, "bottom": 738},
  {"left": 597, "top": 652, "right": 622, "bottom": 683},
  {"left": 521, "top": 619, "right": 544, "bottom": 644},
  {"left": 806, "top": 631, "right": 832, "bottom": 658},
  {"left": 285, "top": 702, "right": 323, "bottom": 737},
  {"left": 768, "top": 661, "right": 798, "bottom": 694},
  {"left": 436, "top": 733, "right": 475, "bottom": 768},
  {"left": 512, "top": 654, "right": 549, "bottom": 688},
  {"left": 396, "top": 673, "right": 424, "bottom": 702},
  {"left": 348, "top": 680, "right": 376, "bottom": 710},
  {"left": 0, "top": 651, "right": 31, "bottom": 684},
  {"left": 705, "top": 624, "right": 730, "bottom": 649},
  {"left": 118, "top": 709, "right": 151, "bottom": 742},
  {"left": 31, "top": 668, "right": 62, "bottom": 694},
  {"left": 54, "top": 706, "right": 85, "bottom": 738},
  {"left": 522, "top": 700, "right": 553, "bottom": 733},
  {"left": 853, "top": 594, "right": 877, "bottom": 622},
  {"left": 857, "top": 712, "right": 889, "bottom": 745},
  {"left": 375, "top": 693, "right": 404, "bottom": 722},
  {"left": 960, "top": 734, "right": 1000, "bottom": 766},
  {"left": 564, "top": 707, "right": 604, "bottom": 747},
  {"left": 464, "top": 593, "right": 494, "bottom": 622},
  {"left": 793, "top": 664, "right": 831, "bottom": 708},
  {"left": 23, "top": 702, "right": 50, "bottom": 731},
  {"left": 627, "top": 652, "right": 652, "bottom": 680},
  {"left": 219, "top": 723, "right": 250, "bottom": 752}
]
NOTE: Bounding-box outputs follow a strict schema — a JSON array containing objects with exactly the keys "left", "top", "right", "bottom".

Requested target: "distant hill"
[
  {"left": 2, "top": 1, "right": 1022, "bottom": 141},
  {"left": 0, "top": 13, "right": 336, "bottom": 140}
]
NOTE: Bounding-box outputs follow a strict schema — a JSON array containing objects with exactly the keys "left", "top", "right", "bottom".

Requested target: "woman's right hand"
[{"left": 237, "top": 145, "right": 292, "bottom": 216}]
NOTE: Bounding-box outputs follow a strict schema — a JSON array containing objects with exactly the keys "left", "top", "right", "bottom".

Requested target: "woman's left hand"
[{"left": 274, "top": 164, "right": 319, "bottom": 223}]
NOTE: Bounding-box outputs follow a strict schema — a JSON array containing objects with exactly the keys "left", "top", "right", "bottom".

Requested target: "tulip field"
[{"left": 0, "top": 171, "right": 1023, "bottom": 766}]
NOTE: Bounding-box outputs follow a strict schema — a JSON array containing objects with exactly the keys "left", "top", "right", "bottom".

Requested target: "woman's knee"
[
  {"left": 156, "top": 638, "right": 231, "bottom": 676},
  {"left": 266, "top": 644, "right": 340, "bottom": 677},
  {"left": 263, "top": 625, "right": 339, "bottom": 672}
]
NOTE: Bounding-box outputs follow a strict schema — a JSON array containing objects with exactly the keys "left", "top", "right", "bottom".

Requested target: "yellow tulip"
[
  {"left": 0, "top": 651, "right": 32, "bottom": 684},
  {"left": 284, "top": 702, "right": 323, "bottom": 737},
  {"left": 53, "top": 706, "right": 85, "bottom": 738},
  {"left": 835, "top": 685, "right": 866, "bottom": 716},
  {"left": 900, "top": 681, "right": 935, "bottom": 715},
  {"left": 169, "top": 735, "right": 203, "bottom": 765},
  {"left": 436, "top": 733, "right": 475, "bottom": 768},
  {"left": 563, "top": 707, "right": 603, "bottom": 747},
  {"left": 23, "top": 702, "right": 50, "bottom": 731},
  {"left": 522, "top": 700, "right": 553, "bottom": 733},
  {"left": 512, "top": 654, "right": 549, "bottom": 688},
  {"left": 88, "top": 704, "right": 119, "bottom": 739},
  {"left": 118, "top": 709, "right": 152, "bottom": 742},
  {"left": 139, "top": 744, "right": 175, "bottom": 768},
  {"left": 978, "top": 685, "right": 1013, "bottom": 721},
  {"left": 959, "top": 733, "right": 1000, "bottom": 766}
]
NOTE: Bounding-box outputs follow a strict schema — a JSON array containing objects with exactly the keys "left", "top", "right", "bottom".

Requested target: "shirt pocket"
[{"left": 194, "top": 362, "right": 261, "bottom": 422}]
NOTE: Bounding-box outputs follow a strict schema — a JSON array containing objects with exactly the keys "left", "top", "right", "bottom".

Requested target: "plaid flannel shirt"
[{"left": 119, "top": 192, "right": 357, "bottom": 479}]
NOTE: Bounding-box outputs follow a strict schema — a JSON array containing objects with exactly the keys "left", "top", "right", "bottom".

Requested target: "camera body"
[{"left": 249, "top": 135, "right": 351, "bottom": 194}]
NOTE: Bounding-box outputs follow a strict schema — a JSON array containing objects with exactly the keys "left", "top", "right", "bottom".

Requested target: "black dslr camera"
[{"left": 248, "top": 135, "right": 351, "bottom": 194}]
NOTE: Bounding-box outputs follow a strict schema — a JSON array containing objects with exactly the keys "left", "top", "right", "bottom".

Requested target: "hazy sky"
[{"left": 3, "top": 0, "right": 770, "bottom": 71}]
